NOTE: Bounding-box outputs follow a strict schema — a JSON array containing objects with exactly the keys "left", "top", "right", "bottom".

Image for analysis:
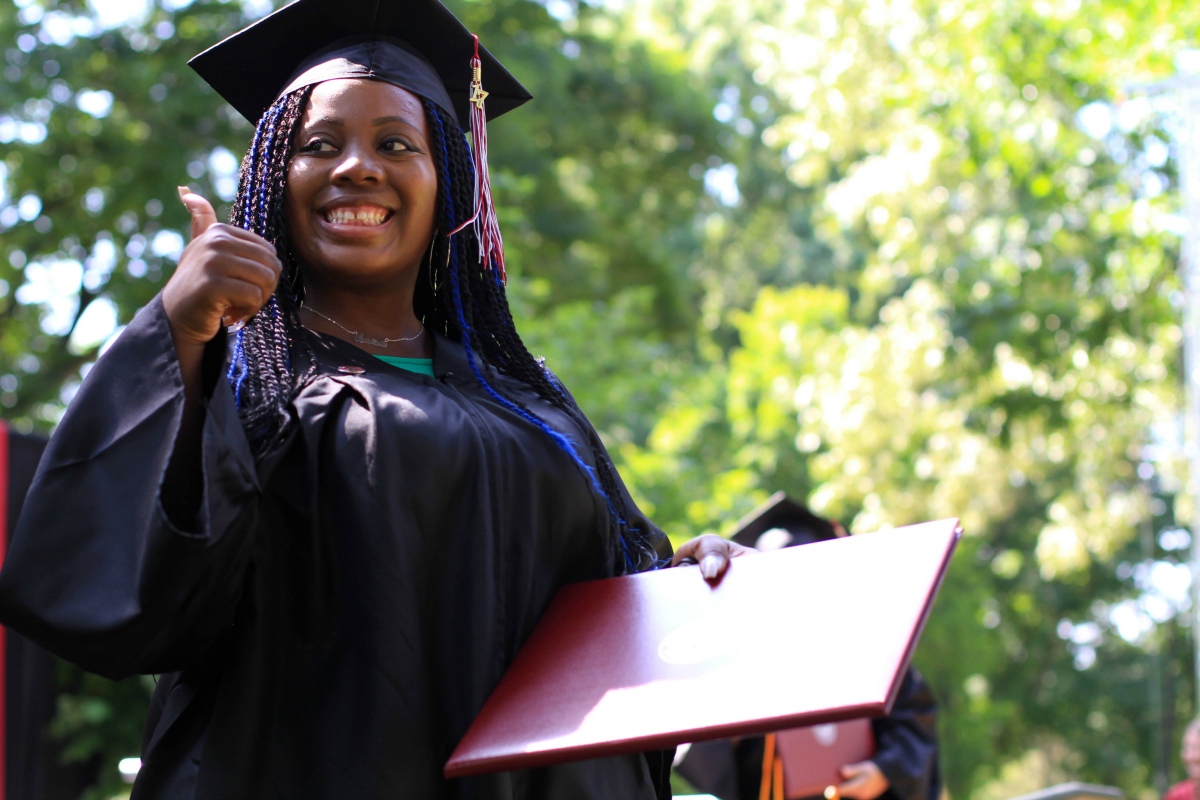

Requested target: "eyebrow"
[{"left": 303, "top": 115, "right": 415, "bottom": 128}]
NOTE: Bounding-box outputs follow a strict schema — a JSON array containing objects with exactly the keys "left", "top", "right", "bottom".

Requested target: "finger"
[
  {"left": 837, "top": 777, "right": 870, "bottom": 799},
  {"left": 671, "top": 534, "right": 733, "bottom": 581},
  {"left": 203, "top": 224, "right": 284, "bottom": 267},
  {"left": 694, "top": 536, "right": 731, "bottom": 581},
  {"left": 188, "top": 228, "right": 283, "bottom": 281},
  {"left": 222, "top": 306, "right": 259, "bottom": 329},
  {"left": 670, "top": 540, "right": 698, "bottom": 567},
  {"left": 196, "top": 235, "right": 283, "bottom": 280},
  {"left": 211, "top": 254, "right": 282, "bottom": 296},
  {"left": 221, "top": 308, "right": 256, "bottom": 329},
  {"left": 178, "top": 186, "right": 219, "bottom": 240},
  {"left": 670, "top": 535, "right": 720, "bottom": 567},
  {"left": 208, "top": 275, "right": 274, "bottom": 318},
  {"left": 699, "top": 553, "right": 725, "bottom": 581},
  {"left": 727, "top": 542, "right": 758, "bottom": 558}
]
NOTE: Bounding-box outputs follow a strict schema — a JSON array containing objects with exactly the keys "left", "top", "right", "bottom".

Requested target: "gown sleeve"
[
  {"left": 871, "top": 667, "right": 940, "bottom": 800},
  {"left": 0, "top": 295, "right": 262, "bottom": 680}
]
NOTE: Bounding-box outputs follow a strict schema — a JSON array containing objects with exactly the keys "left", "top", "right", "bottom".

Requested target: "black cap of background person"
[
  {"left": 187, "top": 0, "right": 532, "bottom": 280},
  {"left": 730, "top": 491, "right": 847, "bottom": 552},
  {"left": 188, "top": 0, "right": 532, "bottom": 128}
]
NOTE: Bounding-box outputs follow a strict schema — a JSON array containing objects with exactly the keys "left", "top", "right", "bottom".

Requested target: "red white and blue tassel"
[{"left": 450, "top": 34, "right": 506, "bottom": 283}]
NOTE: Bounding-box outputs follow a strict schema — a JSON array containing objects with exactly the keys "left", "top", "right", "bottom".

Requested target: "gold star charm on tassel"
[{"left": 470, "top": 65, "right": 488, "bottom": 109}]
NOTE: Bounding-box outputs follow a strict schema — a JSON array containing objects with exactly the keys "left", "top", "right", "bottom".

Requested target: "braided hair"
[{"left": 225, "top": 85, "right": 657, "bottom": 573}]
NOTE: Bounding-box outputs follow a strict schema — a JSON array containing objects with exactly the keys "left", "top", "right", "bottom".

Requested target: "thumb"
[{"left": 177, "top": 186, "right": 218, "bottom": 239}]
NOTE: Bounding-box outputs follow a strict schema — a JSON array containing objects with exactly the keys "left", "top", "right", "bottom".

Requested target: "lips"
[{"left": 322, "top": 205, "right": 392, "bottom": 226}]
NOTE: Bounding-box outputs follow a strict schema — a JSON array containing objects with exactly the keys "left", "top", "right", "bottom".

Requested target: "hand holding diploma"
[
  {"left": 836, "top": 759, "right": 891, "bottom": 800},
  {"left": 671, "top": 532, "right": 757, "bottom": 581}
]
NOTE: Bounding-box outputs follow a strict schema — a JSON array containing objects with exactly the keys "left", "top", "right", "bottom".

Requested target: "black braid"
[{"left": 223, "top": 86, "right": 658, "bottom": 573}]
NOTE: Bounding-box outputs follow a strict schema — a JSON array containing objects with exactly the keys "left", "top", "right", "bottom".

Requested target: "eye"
[
  {"left": 300, "top": 138, "right": 337, "bottom": 153},
  {"left": 381, "top": 138, "right": 414, "bottom": 154}
]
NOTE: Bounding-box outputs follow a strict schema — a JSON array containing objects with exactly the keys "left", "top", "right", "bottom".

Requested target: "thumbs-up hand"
[{"left": 163, "top": 186, "right": 283, "bottom": 349}]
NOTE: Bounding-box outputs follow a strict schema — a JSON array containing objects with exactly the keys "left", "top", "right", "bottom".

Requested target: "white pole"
[
  {"left": 1179, "top": 80, "right": 1200, "bottom": 703},
  {"left": 1128, "top": 62, "right": 1200, "bottom": 717}
]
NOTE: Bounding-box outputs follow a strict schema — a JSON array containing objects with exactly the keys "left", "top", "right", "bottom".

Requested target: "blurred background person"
[
  {"left": 1165, "top": 720, "right": 1200, "bottom": 800},
  {"left": 676, "top": 494, "right": 940, "bottom": 800}
]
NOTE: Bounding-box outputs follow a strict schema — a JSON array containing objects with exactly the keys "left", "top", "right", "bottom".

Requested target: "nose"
[{"left": 330, "top": 140, "right": 384, "bottom": 184}]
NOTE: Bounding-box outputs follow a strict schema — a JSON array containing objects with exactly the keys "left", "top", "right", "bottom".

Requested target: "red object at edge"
[{"left": 0, "top": 420, "right": 10, "bottom": 800}]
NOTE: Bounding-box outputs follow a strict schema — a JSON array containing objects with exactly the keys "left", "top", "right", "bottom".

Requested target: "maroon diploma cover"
[
  {"left": 445, "top": 519, "right": 960, "bottom": 778},
  {"left": 776, "top": 719, "right": 875, "bottom": 798}
]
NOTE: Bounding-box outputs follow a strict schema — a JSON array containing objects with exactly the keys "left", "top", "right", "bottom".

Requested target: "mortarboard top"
[
  {"left": 187, "top": 0, "right": 533, "bottom": 128},
  {"left": 730, "top": 491, "right": 844, "bottom": 550}
]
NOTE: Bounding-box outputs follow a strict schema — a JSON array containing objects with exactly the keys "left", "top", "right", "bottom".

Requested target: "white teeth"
[{"left": 324, "top": 207, "right": 388, "bottom": 225}]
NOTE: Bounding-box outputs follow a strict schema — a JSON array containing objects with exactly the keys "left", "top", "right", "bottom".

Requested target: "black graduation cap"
[
  {"left": 187, "top": 0, "right": 533, "bottom": 128},
  {"left": 729, "top": 491, "right": 845, "bottom": 551}
]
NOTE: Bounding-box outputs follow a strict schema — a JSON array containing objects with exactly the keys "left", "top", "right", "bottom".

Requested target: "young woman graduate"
[{"left": 0, "top": 1, "right": 750, "bottom": 797}]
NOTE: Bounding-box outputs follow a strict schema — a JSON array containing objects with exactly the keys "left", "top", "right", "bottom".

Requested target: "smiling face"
[{"left": 285, "top": 79, "right": 439, "bottom": 297}]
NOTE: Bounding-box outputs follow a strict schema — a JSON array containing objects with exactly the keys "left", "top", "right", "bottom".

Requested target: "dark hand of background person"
[
  {"left": 837, "top": 760, "right": 891, "bottom": 800},
  {"left": 671, "top": 533, "right": 756, "bottom": 581}
]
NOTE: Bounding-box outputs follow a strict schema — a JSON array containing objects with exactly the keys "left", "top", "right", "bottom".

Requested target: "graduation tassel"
[{"left": 450, "top": 34, "right": 506, "bottom": 283}]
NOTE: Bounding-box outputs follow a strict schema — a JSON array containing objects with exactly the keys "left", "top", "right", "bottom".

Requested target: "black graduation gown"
[
  {"left": 0, "top": 295, "right": 675, "bottom": 800},
  {"left": 868, "top": 668, "right": 940, "bottom": 800}
]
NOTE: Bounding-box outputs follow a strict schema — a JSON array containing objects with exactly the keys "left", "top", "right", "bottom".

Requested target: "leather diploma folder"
[
  {"left": 777, "top": 719, "right": 875, "bottom": 798},
  {"left": 444, "top": 519, "right": 960, "bottom": 778}
]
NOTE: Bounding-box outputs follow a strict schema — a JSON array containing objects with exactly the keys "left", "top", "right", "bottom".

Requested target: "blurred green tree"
[{"left": 574, "top": 0, "right": 1200, "bottom": 797}]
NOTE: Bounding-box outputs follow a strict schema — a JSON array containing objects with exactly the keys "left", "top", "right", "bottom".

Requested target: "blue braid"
[
  {"left": 240, "top": 123, "right": 266, "bottom": 233},
  {"left": 228, "top": 328, "right": 249, "bottom": 406},
  {"left": 431, "top": 109, "right": 605, "bottom": 492},
  {"left": 429, "top": 105, "right": 633, "bottom": 570},
  {"left": 254, "top": 104, "right": 283, "bottom": 235},
  {"left": 445, "top": 248, "right": 607, "bottom": 497},
  {"left": 227, "top": 103, "right": 286, "bottom": 407}
]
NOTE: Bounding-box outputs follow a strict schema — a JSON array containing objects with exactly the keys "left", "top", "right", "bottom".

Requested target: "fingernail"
[
  {"left": 177, "top": 185, "right": 191, "bottom": 202},
  {"left": 701, "top": 554, "right": 721, "bottom": 580}
]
